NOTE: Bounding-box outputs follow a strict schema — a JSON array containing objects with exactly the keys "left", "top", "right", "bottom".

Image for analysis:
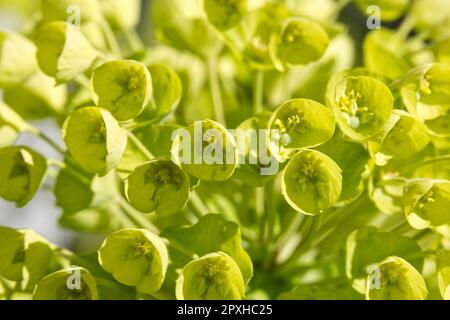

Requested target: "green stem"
[
  {"left": 47, "top": 159, "right": 91, "bottom": 186},
  {"left": 208, "top": 45, "right": 226, "bottom": 125},
  {"left": 100, "top": 18, "right": 122, "bottom": 58},
  {"left": 109, "top": 205, "right": 138, "bottom": 229},
  {"left": 126, "top": 130, "right": 154, "bottom": 161},
  {"left": 125, "top": 29, "right": 145, "bottom": 52},
  {"left": 33, "top": 130, "right": 66, "bottom": 156},
  {"left": 256, "top": 187, "right": 265, "bottom": 242},
  {"left": 74, "top": 74, "right": 91, "bottom": 89},
  {"left": 401, "top": 155, "right": 450, "bottom": 174},
  {"left": 118, "top": 198, "right": 159, "bottom": 234},
  {"left": 189, "top": 190, "right": 209, "bottom": 219},
  {"left": 397, "top": 16, "right": 416, "bottom": 41},
  {"left": 253, "top": 70, "right": 265, "bottom": 115}
]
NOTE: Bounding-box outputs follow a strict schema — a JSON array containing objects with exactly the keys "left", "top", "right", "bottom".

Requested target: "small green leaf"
[
  {"left": 176, "top": 252, "right": 245, "bottom": 300},
  {"left": 403, "top": 179, "right": 450, "bottom": 229},
  {"left": 125, "top": 159, "right": 190, "bottom": 216},
  {"left": 33, "top": 267, "right": 98, "bottom": 300},
  {"left": 366, "top": 256, "right": 428, "bottom": 300},
  {"left": 0, "top": 31, "right": 38, "bottom": 88},
  {"left": 204, "top": 0, "right": 247, "bottom": 31},
  {"left": 91, "top": 60, "right": 152, "bottom": 121},
  {"left": 34, "top": 21, "right": 98, "bottom": 83},
  {"left": 0, "top": 227, "right": 54, "bottom": 289},
  {"left": 163, "top": 214, "right": 253, "bottom": 285},
  {"left": 3, "top": 70, "right": 67, "bottom": 119},
  {"left": 98, "top": 228, "right": 169, "bottom": 294},
  {"left": 0, "top": 146, "right": 48, "bottom": 207},
  {"left": 282, "top": 149, "right": 342, "bottom": 215},
  {"left": 147, "top": 64, "right": 182, "bottom": 120},
  {"left": 345, "top": 227, "right": 423, "bottom": 294},
  {"left": 363, "top": 29, "right": 411, "bottom": 80},
  {"left": 0, "top": 101, "right": 31, "bottom": 148},
  {"left": 63, "top": 106, "right": 127, "bottom": 175}
]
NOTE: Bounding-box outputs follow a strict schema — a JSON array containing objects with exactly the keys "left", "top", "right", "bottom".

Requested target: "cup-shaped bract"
[
  {"left": 235, "top": 112, "right": 280, "bottom": 187},
  {"left": 369, "top": 110, "right": 431, "bottom": 164},
  {"left": 355, "top": 0, "right": 409, "bottom": 22},
  {"left": 282, "top": 150, "right": 342, "bottom": 215},
  {"left": 176, "top": 252, "right": 245, "bottom": 300},
  {"left": 204, "top": 0, "right": 247, "bottom": 31},
  {"left": 403, "top": 179, "right": 450, "bottom": 229},
  {"left": 327, "top": 74, "right": 393, "bottom": 141},
  {"left": 0, "top": 102, "right": 31, "bottom": 148},
  {"left": 345, "top": 227, "right": 423, "bottom": 294},
  {"left": 270, "top": 17, "right": 329, "bottom": 71},
  {"left": 91, "top": 60, "right": 152, "bottom": 121},
  {"left": 269, "top": 99, "right": 335, "bottom": 154},
  {"left": 63, "top": 107, "right": 127, "bottom": 176},
  {"left": 363, "top": 29, "right": 411, "bottom": 80},
  {"left": 400, "top": 63, "right": 450, "bottom": 137},
  {"left": 35, "top": 21, "right": 98, "bottom": 83},
  {"left": 0, "top": 146, "right": 48, "bottom": 208},
  {"left": 146, "top": 64, "right": 182, "bottom": 120},
  {"left": 366, "top": 256, "right": 428, "bottom": 300},
  {"left": 33, "top": 267, "right": 98, "bottom": 300},
  {"left": 40, "top": 0, "right": 102, "bottom": 24},
  {"left": 99, "top": 0, "right": 140, "bottom": 31},
  {"left": 3, "top": 71, "right": 67, "bottom": 119},
  {"left": 177, "top": 120, "right": 237, "bottom": 181},
  {"left": 0, "top": 31, "right": 38, "bottom": 88},
  {"left": 0, "top": 227, "right": 54, "bottom": 289},
  {"left": 125, "top": 159, "right": 190, "bottom": 216},
  {"left": 98, "top": 229, "right": 169, "bottom": 294}
]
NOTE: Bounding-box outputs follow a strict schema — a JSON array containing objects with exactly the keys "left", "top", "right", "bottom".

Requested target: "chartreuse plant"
[{"left": 1, "top": 0, "right": 450, "bottom": 301}]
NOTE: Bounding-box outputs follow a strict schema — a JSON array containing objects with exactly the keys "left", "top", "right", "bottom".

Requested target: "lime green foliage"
[
  {"left": 282, "top": 150, "right": 342, "bottom": 215},
  {"left": 176, "top": 252, "right": 245, "bottom": 300},
  {"left": 34, "top": 267, "right": 98, "bottom": 300},
  {"left": 0, "top": 146, "right": 47, "bottom": 207},
  {"left": 1, "top": 0, "right": 450, "bottom": 301},
  {"left": 98, "top": 229, "right": 168, "bottom": 294},
  {"left": 125, "top": 159, "right": 190, "bottom": 216},
  {"left": 91, "top": 60, "right": 152, "bottom": 121},
  {"left": 63, "top": 107, "right": 127, "bottom": 175},
  {"left": 366, "top": 256, "right": 428, "bottom": 300}
]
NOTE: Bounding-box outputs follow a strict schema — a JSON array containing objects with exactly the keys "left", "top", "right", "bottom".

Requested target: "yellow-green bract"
[
  {"left": 0, "top": 227, "right": 54, "bottom": 290},
  {"left": 0, "top": 146, "right": 48, "bottom": 208},
  {"left": 366, "top": 256, "right": 428, "bottom": 300},
  {"left": 100, "top": 0, "right": 141, "bottom": 31},
  {"left": 270, "top": 17, "right": 329, "bottom": 71},
  {"left": 62, "top": 106, "right": 127, "bottom": 176},
  {"left": 269, "top": 99, "right": 335, "bottom": 156},
  {"left": 40, "top": 0, "right": 102, "bottom": 23},
  {"left": 355, "top": 0, "right": 409, "bottom": 22},
  {"left": 0, "top": 102, "right": 31, "bottom": 148},
  {"left": 176, "top": 252, "right": 245, "bottom": 300},
  {"left": 204, "top": 0, "right": 247, "bottom": 31},
  {"left": 403, "top": 179, "right": 450, "bottom": 229},
  {"left": 437, "top": 251, "right": 450, "bottom": 300},
  {"left": 178, "top": 119, "right": 237, "bottom": 181},
  {"left": 98, "top": 228, "right": 168, "bottom": 294},
  {"left": 327, "top": 72, "right": 393, "bottom": 141},
  {"left": 282, "top": 149, "right": 342, "bottom": 215},
  {"left": 91, "top": 60, "right": 153, "bottom": 121},
  {"left": 33, "top": 267, "right": 98, "bottom": 300},
  {"left": 125, "top": 159, "right": 190, "bottom": 216},
  {"left": 0, "top": 31, "right": 38, "bottom": 89}
]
